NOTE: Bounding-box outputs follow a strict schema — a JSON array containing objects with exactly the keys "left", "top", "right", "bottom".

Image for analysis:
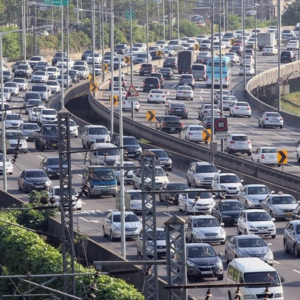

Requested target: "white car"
[
  {"left": 0, "top": 102, "right": 11, "bottom": 119},
  {"left": 0, "top": 153, "right": 13, "bottom": 174},
  {"left": 198, "top": 104, "right": 221, "bottom": 119},
  {"left": 56, "top": 58, "right": 74, "bottom": 68},
  {"left": 287, "top": 40, "right": 299, "bottom": 50},
  {"left": 176, "top": 85, "right": 194, "bottom": 100},
  {"left": 147, "top": 89, "right": 167, "bottom": 104},
  {"left": 46, "top": 66, "right": 60, "bottom": 79},
  {"left": 25, "top": 99, "right": 44, "bottom": 114},
  {"left": 262, "top": 45, "right": 278, "bottom": 55},
  {"left": 221, "top": 38, "right": 231, "bottom": 48},
  {"left": 122, "top": 98, "right": 140, "bottom": 112},
  {"left": 0, "top": 87, "right": 11, "bottom": 102},
  {"left": 86, "top": 53, "right": 102, "bottom": 64},
  {"left": 115, "top": 161, "right": 136, "bottom": 184},
  {"left": 4, "top": 82, "right": 19, "bottom": 96},
  {"left": 179, "top": 125, "right": 204, "bottom": 142},
  {"left": 38, "top": 108, "right": 58, "bottom": 125},
  {"left": 258, "top": 112, "right": 283, "bottom": 129},
  {"left": 239, "top": 55, "right": 255, "bottom": 66},
  {"left": 73, "top": 65, "right": 89, "bottom": 79},
  {"left": 28, "top": 105, "right": 45, "bottom": 122},
  {"left": 224, "top": 52, "right": 240, "bottom": 64},
  {"left": 12, "top": 78, "right": 28, "bottom": 91},
  {"left": 46, "top": 80, "right": 61, "bottom": 94},
  {"left": 218, "top": 95, "right": 238, "bottom": 111},
  {"left": 225, "top": 133, "right": 252, "bottom": 155},
  {"left": 211, "top": 173, "right": 243, "bottom": 197},
  {"left": 133, "top": 42, "right": 147, "bottom": 52},
  {"left": 239, "top": 64, "right": 255, "bottom": 76},
  {"left": 238, "top": 184, "right": 272, "bottom": 209},
  {"left": 229, "top": 101, "right": 251, "bottom": 117},
  {"left": 31, "top": 71, "right": 49, "bottom": 83},
  {"left": 5, "top": 113, "right": 23, "bottom": 129},
  {"left": 214, "top": 90, "right": 232, "bottom": 103},
  {"left": 237, "top": 209, "right": 276, "bottom": 238},
  {"left": 5, "top": 130, "right": 28, "bottom": 153},
  {"left": 125, "top": 189, "right": 153, "bottom": 214},
  {"left": 69, "top": 118, "right": 78, "bottom": 138},
  {"left": 178, "top": 189, "right": 216, "bottom": 214},
  {"left": 47, "top": 185, "right": 82, "bottom": 210},
  {"left": 251, "top": 147, "right": 279, "bottom": 166}
]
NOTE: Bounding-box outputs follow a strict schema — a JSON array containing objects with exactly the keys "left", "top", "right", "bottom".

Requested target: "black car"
[
  {"left": 178, "top": 74, "right": 195, "bottom": 90},
  {"left": 280, "top": 51, "right": 296, "bottom": 63},
  {"left": 18, "top": 169, "right": 52, "bottom": 192},
  {"left": 114, "top": 135, "right": 142, "bottom": 158},
  {"left": 1, "top": 70, "right": 13, "bottom": 82},
  {"left": 155, "top": 115, "right": 183, "bottom": 133},
  {"left": 52, "top": 51, "right": 67, "bottom": 66},
  {"left": 200, "top": 116, "right": 221, "bottom": 129},
  {"left": 68, "top": 70, "right": 80, "bottom": 84},
  {"left": 150, "top": 50, "right": 165, "bottom": 60},
  {"left": 139, "top": 63, "right": 157, "bottom": 76},
  {"left": 143, "top": 77, "right": 160, "bottom": 92},
  {"left": 159, "top": 67, "right": 174, "bottom": 80},
  {"left": 165, "top": 102, "right": 188, "bottom": 119},
  {"left": 39, "top": 156, "right": 68, "bottom": 179},
  {"left": 81, "top": 50, "right": 93, "bottom": 60},
  {"left": 149, "top": 72, "right": 164, "bottom": 88},
  {"left": 114, "top": 43, "right": 129, "bottom": 55},
  {"left": 33, "top": 62, "right": 50, "bottom": 72},
  {"left": 159, "top": 182, "right": 189, "bottom": 205},
  {"left": 212, "top": 200, "right": 245, "bottom": 225},
  {"left": 229, "top": 45, "right": 243, "bottom": 57},
  {"left": 163, "top": 57, "right": 177, "bottom": 69}
]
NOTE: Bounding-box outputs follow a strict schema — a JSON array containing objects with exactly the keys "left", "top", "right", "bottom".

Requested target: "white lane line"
[
  {"left": 273, "top": 261, "right": 280, "bottom": 264},
  {"left": 171, "top": 84, "right": 177, "bottom": 89},
  {"left": 77, "top": 153, "right": 82, "bottom": 155},
  {"left": 96, "top": 210, "right": 105, "bottom": 214},
  {"left": 163, "top": 212, "right": 172, "bottom": 217},
  {"left": 77, "top": 174, "right": 82, "bottom": 177},
  {"left": 237, "top": 123, "right": 258, "bottom": 130},
  {"left": 293, "top": 269, "right": 300, "bottom": 274},
  {"left": 200, "top": 89, "right": 204, "bottom": 93},
  {"left": 36, "top": 155, "right": 44, "bottom": 159}
]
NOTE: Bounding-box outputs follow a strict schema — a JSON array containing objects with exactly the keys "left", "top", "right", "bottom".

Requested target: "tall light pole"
[
  {"left": 91, "top": 0, "right": 96, "bottom": 97},
  {"left": 146, "top": 1, "right": 149, "bottom": 61},
  {"left": 242, "top": 0, "right": 246, "bottom": 92},
  {"left": 219, "top": 9, "right": 224, "bottom": 152},
  {"left": 1, "top": 25, "right": 52, "bottom": 192},
  {"left": 22, "top": 0, "right": 26, "bottom": 61},
  {"left": 210, "top": 1, "right": 215, "bottom": 157},
  {"left": 277, "top": 0, "right": 281, "bottom": 112},
  {"left": 162, "top": 0, "right": 165, "bottom": 40}
]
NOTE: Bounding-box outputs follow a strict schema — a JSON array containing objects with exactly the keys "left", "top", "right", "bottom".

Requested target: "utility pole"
[
  {"left": 277, "top": 0, "right": 281, "bottom": 112},
  {"left": 210, "top": 0, "right": 215, "bottom": 164}
]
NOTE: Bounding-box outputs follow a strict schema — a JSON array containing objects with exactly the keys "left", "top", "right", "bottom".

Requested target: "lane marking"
[
  {"left": 79, "top": 217, "right": 99, "bottom": 223},
  {"left": 77, "top": 174, "right": 82, "bottom": 177},
  {"left": 37, "top": 155, "right": 44, "bottom": 159},
  {"left": 293, "top": 269, "right": 300, "bottom": 274},
  {"left": 163, "top": 212, "right": 172, "bottom": 217},
  {"left": 273, "top": 261, "right": 280, "bottom": 264}
]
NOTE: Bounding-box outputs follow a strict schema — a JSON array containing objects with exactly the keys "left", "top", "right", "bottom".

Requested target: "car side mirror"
[
  {"left": 271, "top": 191, "right": 275, "bottom": 194},
  {"left": 240, "top": 179, "right": 244, "bottom": 183},
  {"left": 271, "top": 218, "right": 276, "bottom": 221},
  {"left": 217, "top": 252, "right": 223, "bottom": 256},
  {"left": 168, "top": 153, "right": 171, "bottom": 157},
  {"left": 220, "top": 223, "right": 224, "bottom": 227},
  {"left": 280, "top": 276, "right": 285, "bottom": 283}
]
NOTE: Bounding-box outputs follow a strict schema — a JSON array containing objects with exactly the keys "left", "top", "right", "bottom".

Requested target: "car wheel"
[
  {"left": 284, "top": 239, "right": 290, "bottom": 253},
  {"left": 294, "top": 244, "right": 300, "bottom": 257},
  {"left": 237, "top": 226, "right": 241, "bottom": 235},
  {"left": 82, "top": 141, "right": 86, "bottom": 149},
  {"left": 270, "top": 211, "right": 274, "bottom": 218},
  {"left": 110, "top": 230, "right": 115, "bottom": 241},
  {"left": 227, "top": 147, "right": 231, "bottom": 154},
  {"left": 225, "top": 251, "right": 230, "bottom": 263},
  {"left": 244, "top": 229, "right": 248, "bottom": 235},
  {"left": 220, "top": 240, "right": 225, "bottom": 245},
  {"left": 248, "top": 115, "right": 251, "bottom": 118},
  {"left": 176, "top": 96, "right": 179, "bottom": 100},
  {"left": 187, "top": 178, "right": 191, "bottom": 187},
  {"left": 192, "top": 180, "right": 197, "bottom": 188},
  {"left": 271, "top": 235, "right": 276, "bottom": 239},
  {"left": 258, "top": 123, "right": 261, "bottom": 128},
  {"left": 247, "top": 152, "right": 251, "bottom": 156},
  {"left": 184, "top": 205, "right": 189, "bottom": 215},
  {"left": 103, "top": 226, "right": 107, "bottom": 237},
  {"left": 159, "top": 194, "right": 163, "bottom": 202},
  {"left": 280, "top": 125, "right": 283, "bottom": 129},
  {"left": 18, "top": 181, "right": 22, "bottom": 191},
  {"left": 217, "top": 274, "right": 224, "bottom": 281}
]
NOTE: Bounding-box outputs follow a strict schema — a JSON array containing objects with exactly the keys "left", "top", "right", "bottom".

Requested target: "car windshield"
[
  {"left": 17, "top": 65, "right": 28, "bottom": 70},
  {"left": 47, "top": 81, "right": 58, "bottom": 86},
  {"left": 219, "top": 202, "right": 244, "bottom": 211},
  {"left": 123, "top": 137, "right": 138, "bottom": 145},
  {"left": 248, "top": 186, "right": 270, "bottom": 194},
  {"left": 6, "top": 131, "right": 22, "bottom": 139},
  {"left": 26, "top": 170, "right": 46, "bottom": 177},
  {"left": 5, "top": 83, "right": 16, "bottom": 87},
  {"left": 42, "top": 126, "right": 58, "bottom": 135},
  {"left": 48, "top": 158, "right": 59, "bottom": 165},
  {"left": 32, "top": 86, "right": 47, "bottom": 92},
  {"left": 272, "top": 196, "right": 296, "bottom": 205},
  {"left": 54, "top": 187, "right": 76, "bottom": 196},
  {"left": 145, "top": 231, "right": 166, "bottom": 241},
  {"left": 151, "top": 90, "right": 164, "bottom": 94},
  {"left": 74, "top": 66, "right": 85, "bottom": 70},
  {"left": 193, "top": 218, "right": 219, "bottom": 227},
  {"left": 247, "top": 212, "right": 271, "bottom": 221},
  {"left": 30, "top": 57, "right": 42, "bottom": 61},
  {"left": 88, "top": 127, "right": 108, "bottom": 134},
  {"left": 22, "top": 124, "right": 39, "bottom": 130},
  {"left": 28, "top": 100, "right": 42, "bottom": 105},
  {"left": 243, "top": 272, "right": 280, "bottom": 287},
  {"left": 186, "top": 191, "right": 211, "bottom": 199},
  {"left": 166, "top": 183, "right": 188, "bottom": 190},
  {"left": 96, "top": 148, "right": 119, "bottom": 156},
  {"left": 196, "top": 165, "right": 217, "bottom": 173},
  {"left": 69, "top": 120, "right": 76, "bottom": 126},
  {"left": 128, "top": 192, "right": 141, "bottom": 200},
  {"left": 262, "top": 148, "right": 277, "bottom": 153},
  {"left": 92, "top": 170, "right": 115, "bottom": 181},
  {"left": 188, "top": 246, "right": 216, "bottom": 258},
  {"left": 42, "top": 110, "right": 56, "bottom": 115},
  {"left": 178, "top": 86, "right": 192, "bottom": 91},
  {"left": 6, "top": 115, "right": 21, "bottom": 120},
  {"left": 13, "top": 79, "right": 25, "bottom": 83},
  {"left": 232, "top": 136, "right": 248, "bottom": 141},
  {"left": 238, "top": 238, "right": 266, "bottom": 248},
  {"left": 220, "top": 175, "right": 240, "bottom": 183},
  {"left": 113, "top": 213, "right": 139, "bottom": 223}
]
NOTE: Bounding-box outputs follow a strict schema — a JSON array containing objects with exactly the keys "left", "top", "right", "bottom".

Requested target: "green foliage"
[
  {"left": 0, "top": 212, "right": 144, "bottom": 299},
  {"left": 177, "top": 20, "right": 208, "bottom": 37},
  {"left": 282, "top": 0, "right": 300, "bottom": 26},
  {"left": 227, "top": 15, "right": 241, "bottom": 30}
]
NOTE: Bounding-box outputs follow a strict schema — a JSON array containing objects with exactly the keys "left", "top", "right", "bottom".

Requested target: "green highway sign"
[
  {"left": 125, "top": 9, "right": 134, "bottom": 20},
  {"left": 44, "top": 0, "right": 69, "bottom": 6}
]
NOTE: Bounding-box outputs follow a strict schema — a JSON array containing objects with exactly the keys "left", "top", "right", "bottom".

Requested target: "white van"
[
  {"left": 227, "top": 258, "right": 284, "bottom": 300},
  {"left": 88, "top": 142, "right": 120, "bottom": 166}
]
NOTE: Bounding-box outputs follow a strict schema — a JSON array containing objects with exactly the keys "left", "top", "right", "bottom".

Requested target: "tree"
[{"left": 282, "top": 0, "right": 300, "bottom": 26}]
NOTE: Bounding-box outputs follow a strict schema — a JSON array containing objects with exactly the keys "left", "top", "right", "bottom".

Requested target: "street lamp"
[
  {"left": 168, "top": 0, "right": 179, "bottom": 45},
  {"left": 246, "top": 7, "right": 258, "bottom": 76},
  {"left": 1, "top": 24, "right": 52, "bottom": 192}
]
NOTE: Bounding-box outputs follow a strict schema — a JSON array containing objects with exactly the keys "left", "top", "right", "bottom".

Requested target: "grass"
[{"left": 281, "top": 91, "right": 300, "bottom": 116}]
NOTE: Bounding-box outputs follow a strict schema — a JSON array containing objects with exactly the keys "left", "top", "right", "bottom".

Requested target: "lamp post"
[
  {"left": 277, "top": 0, "right": 281, "bottom": 112},
  {"left": 1, "top": 25, "right": 52, "bottom": 192},
  {"left": 162, "top": 0, "right": 165, "bottom": 41},
  {"left": 242, "top": 0, "right": 246, "bottom": 92}
]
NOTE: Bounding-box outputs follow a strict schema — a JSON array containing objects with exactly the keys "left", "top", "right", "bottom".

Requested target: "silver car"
[
  {"left": 31, "top": 84, "right": 51, "bottom": 101},
  {"left": 258, "top": 112, "right": 283, "bottom": 129},
  {"left": 5, "top": 114, "right": 23, "bottom": 129},
  {"left": 12, "top": 78, "right": 28, "bottom": 91},
  {"left": 5, "top": 130, "right": 28, "bottom": 153},
  {"left": 124, "top": 189, "right": 153, "bottom": 214},
  {"left": 20, "top": 122, "right": 40, "bottom": 141}
]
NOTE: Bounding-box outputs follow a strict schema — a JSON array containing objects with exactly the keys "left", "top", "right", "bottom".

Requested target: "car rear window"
[
  {"left": 262, "top": 148, "right": 277, "bottom": 153},
  {"left": 142, "top": 64, "right": 152, "bottom": 67},
  {"left": 145, "top": 78, "right": 159, "bottom": 83},
  {"left": 236, "top": 103, "right": 249, "bottom": 106},
  {"left": 232, "top": 136, "right": 248, "bottom": 141},
  {"left": 192, "top": 65, "right": 205, "bottom": 70},
  {"left": 266, "top": 113, "right": 281, "bottom": 117}
]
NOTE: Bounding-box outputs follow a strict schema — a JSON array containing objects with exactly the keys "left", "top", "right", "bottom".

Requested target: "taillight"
[
  {"left": 225, "top": 76, "right": 228, "bottom": 81},
  {"left": 203, "top": 110, "right": 208, "bottom": 113},
  {"left": 180, "top": 123, "right": 183, "bottom": 127},
  {"left": 235, "top": 107, "right": 239, "bottom": 109},
  {"left": 247, "top": 107, "right": 250, "bottom": 110},
  {"left": 188, "top": 132, "right": 193, "bottom": 135},
  {"left": 170, "top": 109, "right": 175, "bottom": 111},
  {"left": 261, "top": 154, "right": 265, "bottom": 159},
  {"left": 229, "top": 141, "right": 235, "bottom": 144},
  {"left": 169, "top": 72, "right": 172, "bottom": 75},
  {"left": 143, "top": 83, "right": 145, "bottom": 86},
  {"left": 162, "top": 95, "right": 165, "bottom": 98},
  {"left": 265, "top": 118, "right": 269, "bottom": 120},
  {"left": 150, "top": 67, "right": 153, "bottom": 70},
  {"left": 150, "top": 94, "right": 153, "bottom": 97},
  {"left": 247, "top": 141, "right": 251, "bottom": 144},
  {"left": 163, "top": 122, "right": 167, "bottom": 126},
  {"left": 140, "top": 67, "right": 143, "bottom": 69},
  {"left": 206, "top": 75, "right": 208, "bottom": 80},
  {"left": 280, "top": 118, "right": 283, "bottom": 120}
]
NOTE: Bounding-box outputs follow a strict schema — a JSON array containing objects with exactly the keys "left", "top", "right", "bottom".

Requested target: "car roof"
[
  {"left": 190, "top": 215, "right": 218, "bottom": 220},
  {"left": 229, "top": 133, "right": 248, "bottom": 136},
  {"left": 242, "top": 209, "right": 267, "bottom": 213},
  {"left": 187, "top": 243, "right": 211, "bottom": 248},
  {"left": 195, "top": 161, "right": 213, "bottom": 166},
  {"left": 111, "top": 211, "right": 135, "bottom": 215},
  {"left": 234, "top": 235, "right": 263, "bottom": 240},
  {"left": 244, "top": 184, "right": 268, "bottom": 187}
]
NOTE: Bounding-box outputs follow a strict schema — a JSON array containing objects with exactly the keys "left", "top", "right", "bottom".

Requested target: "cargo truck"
[
  {"left": 257, "top": 32, "right": 276, "bottom": 51},
  {"left": 177, "top": 51, "right": 195, "bottom": 74}
]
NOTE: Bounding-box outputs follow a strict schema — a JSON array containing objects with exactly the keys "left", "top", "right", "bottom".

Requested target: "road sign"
[
  {"left": 102, "top": 63, "right": 108, "bottom": 72},
  {"left": 125, "top": 9, "right": 134, "bottom": 20},
  {"left": 88, "top": 73, "right": 94, "bottom": 82},
  {"left": 126, "top": 84, "right": 139, "bottom": 97},
  {"left": 277, "top": 150, "right": 288, "bottom": 164},
  {"left": 194, "top": 44, "right": 199, "bottom": 50},
  {"left": 126, "top": 97, "right": 138, "bottom": 103},
  {"left": 146, "top": 110, "right": 155, "bottom": 122},
  {"left": 109, "top": 95, "right": 119, "bottom": 106},
  {"left": 124, "top": 56, "right": 131, "bottom": 64},
  {"left": 44, "top": 0, "right": 69, "bottom": 6},
  {"left": 214, "top": 118, "right": 228, "bottom": 132},
  {"left": 156, "top": 50, "right": 163, "bottom": 57},
  {"left": 202, "top": 129, "right": 211, "bottom": 142},
  {"left": 216, "top": 132, "right": 229, "bottom": 140},
  {"left": 277, "top": 77, "right": 284, "bottom": 86},
  {"left": 90, "top": 83, "right": 98, "bottom": 92}
]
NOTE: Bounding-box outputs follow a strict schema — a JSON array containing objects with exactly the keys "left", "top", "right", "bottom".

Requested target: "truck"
[
  {"left": 257, "top": 32, "right": 276, "bottom": 51},
  {"left": 177, "top": 50, "right": 195, "bottom": 74},
  {"left": 34, "top": 123, "right": 59, "bottom": 152}
]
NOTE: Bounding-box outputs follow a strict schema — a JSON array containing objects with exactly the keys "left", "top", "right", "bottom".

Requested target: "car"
[
  {"left": 262, "top": 45, "right": 278, "bottom": 55},
  {"left": 239, "top": 55, "right": 255, "bottom": 66},
  {"left": 69, "top": 118, "right": 79, "bottom": 138},
  {"left": 196, "top": 51, "right": 211, "bottom": 63},
  {"left": 155, "top": 40, "right": 168, "bottom": 48},
  {"left": 149, "top": 72, "right": 164, "bottom": 88},
  {"left": 5, "top": 130, "right": 28, "bottom": 153},
  {"left": 229, "top": 101, "right": 251, "bottom": 117},
  {"left": 237, "top": 209, "right": 276, "bottom": 238},
  {"left": 5, "top": 113, "right": 23, "bottom": 129},
  {"left": 185, "top": 215, "right": 226, "bottom": 244},
  {"left": 132, "top": 165, "right": 169, "bottom": 190},
  {"left": 147, "top": 89, "right": 167, "bottom": 104},
  {"left": 20, "top": 122, "right": 40, "bottom": 141},
  {"left": 29, "top": 56, "right": 46, "bottom": 69},
  {"left": 12, "top": 60, "right": 27, "bottom": 72},
  {"left": 1, "top": 70, "right": 13, "bottom": 82},
  {"left": 239, "top": 64, "right": 255, "bottom": 76},
  {"left": 39, "top": 156, "right": 69, "bottom": 179},
  {"left": 14, "top": 64, "right": 32, "bottom": 78},
  {"left": 225, "top": 235, "right": 274, "bottom": 265},
  {"left": 163, "top": 49, "right": 176, "bottom": 57},
  {"left": 86, "top": 52, "right": 102, "bottom": 64},
  {"left": 211, "top": 173, "right": 243, "bottom": 197},
  {"left": 102, "top": 211, "right": 142, "bottom": 241},
  {"left": 159, "top": 182, "right": 188, "bottom": 205},
  {"left": 134, "top": 53, "right": 152, "bottom": 64},
  {"left": 114, "top": 43, "right": 129, "bottom": 55},
  {"left": 57, "top": 74, "right": 72, "bottom": 88},
  {"left": 178, "top": 189, "right": 216, "bottom": 214},
  {"left": 238, "top": 184, "right": 272, "bottom": 209},
  {"left": 175, "top": 85, "right": 194, "bottom": 100},
  {"left": 73, "top": 65, "right": 89, "bottom": 79},
  {"left": 47, "top": 185, "right": 82, "bottom": 210},
  {"left": 81, "top": 125, "right": 110, "bottom": 148},
  {"left": 198, "top": 104, "right": 220, "bottom": 119},
  {"left": 25, "top": 99, "right": 44, "bottom": 114},
  {"left": 140, "top": 148, "right": 173, "bottom": 171},
  {"left": 133, "top": 42, "right": 147, "bottom": 51},
  {"left": 261, "top": 192, "right": 299, "bottom": 219},
  {"left": 109, "top": 75, "right": 126, "bottom": 89},
  {"left": 52, "top": 51, "right": 67, "bottom": 66},
  {"left": 178, "top": 74, "right": 195, "bottom": 90},
  {"left": 68, "top": 70, "right": 80, "bottom": 84},
  {"left": 46, "top": 80, "right": 61, "bottom": 94},
  {"left": 229, "top": 45, "right": 243, "bottom": 56},
  {"left": 212, "top": 199, "right": 245, "bottom": 225},
  {"left": 280, "top": 51, "right": 296, "bottom": 63},
  {"left": 251, "top": 147, "right": 279, "bottom": 166},
  {"left": 163, "top": 57, "right": 177, "bottom": 69},
  {"left": 81, "top": 50, "right": 94, "bottom": 61},
  {"left": 56, "top": 57, "right": 74, "bottom": 69},
  {"left": 28, "top": 105, "right": 45, "bottom": 122},
  {"left": 12, "top": 78, "right": 28, "bottom": 91},
  {"left": 0, "top": 102, "right": 10, "bottom": 120},
  {"left": 31, "top": 84, "right": 52, "bottom": 101},
  {"left": 155, "top": 115, "right": 183, "bottom": 133},
  {"left": 23, "top": 91, "right": 41, "bottom": 104},
  {"left": 143, "top": 77, "right": 160, "bottom": 92},
  {"left": 187, "top": 161, "right": 219, "bottom": 188},
  {"left": 4, "top": 82, "right": 19, "bottom": 96},
  {"left": 0, "top": 153, "right": 13, "bottom": 175},
  {"left": 124, "top": 189, "right": 153, "bottom": 214},
  {"left": 46, "top": 66, "right": 61, "bottom": 79},
  {"left": 38, "top": 108, "right": 57, "bottom": 125},
  {"left": 225, "top": 133, "right": 252, "bottom": 155},
  {"left": 18, "top": 169, "right": 52, "bottom": 193},
  {"left": 159, "top": 67, "right": 174, "bottom": 80},
  {"left": 200, "top": 39, "right": 212, "bottom": 50},
  {"left": 179, "top": 125, "right": 204, "bottom": 142},
  {"left": 33, "top": 61, "right": 50, "bottom": 72},
  {"left": 110, "top": 86, "right": 126, "bottom": 100},
  {"left": 115, "top": 162, "right": 136, "bottom": 184},
  {"left": 199, "top": 115, "right": 221, "bottom": 129},
  {"left": 283, "top": 220, "right": 300, "bottom": 256},
  {"left": 258, "top": 112, "right": 283, "bottom": 129},
  {"left": 114, "top": 135, "right": 142, "bottom": 158},
  {"left": 165, "top": 102, "right": 188, "bottom": 119},
  {"left": 0, "top": 88, "right": 11, "bottom": 102},
  {"left": 214, "top": 90, "right": 232, "bottom": 103},
  {"left": 218, "top": 95, "right": 238, "bottom": 111}
]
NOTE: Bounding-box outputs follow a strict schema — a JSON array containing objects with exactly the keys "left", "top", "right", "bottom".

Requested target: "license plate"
[
  {"left": 285, "top": 212, "right": 292, "bottom": 216},
  {"left": 176, "top": 109, "right": 182, "bottom": 111},
  {"left": 202, "top": 271, "right": 212, "bottom": 274},
  {"left": 52, "top": 143, "right": 57, "bottom": 147},
  {"left": 214, "top": 79, "right": 218, "bottom": 82},
  {"left": 170, "top": 127, "right": 175, "bottom": 131},
  {"left": 234, "top": 218, "right": 238, "bottom": 222},
  {"left": 36, "top": 185, "right": 44, "bottom": 188}
]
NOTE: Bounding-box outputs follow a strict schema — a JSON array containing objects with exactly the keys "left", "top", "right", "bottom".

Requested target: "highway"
[{"left": 1, "top": 45, "right": 300, "bottom": 299}]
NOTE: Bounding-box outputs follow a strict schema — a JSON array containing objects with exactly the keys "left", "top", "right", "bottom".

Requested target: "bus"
[{"left": 206, "top": 56, "right": 232, "bottom": 88}]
